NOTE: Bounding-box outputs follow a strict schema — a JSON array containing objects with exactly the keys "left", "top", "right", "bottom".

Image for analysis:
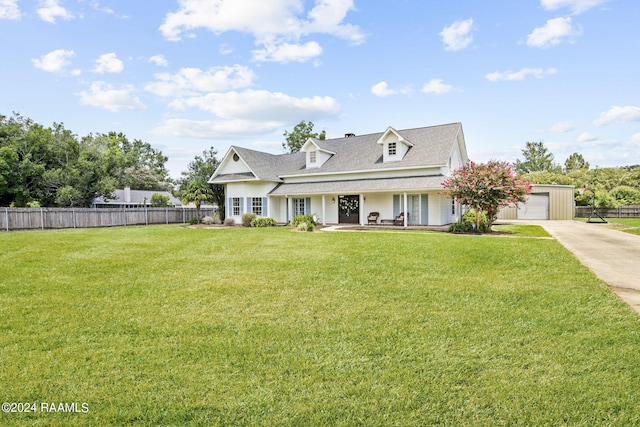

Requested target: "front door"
[{"left": 338, "top": 195, "right": 360, "bottom": 224}]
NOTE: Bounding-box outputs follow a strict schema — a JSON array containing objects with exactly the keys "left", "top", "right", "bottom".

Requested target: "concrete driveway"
[{"left": 522, "top": 220, "right": 640, "bottom": 315}]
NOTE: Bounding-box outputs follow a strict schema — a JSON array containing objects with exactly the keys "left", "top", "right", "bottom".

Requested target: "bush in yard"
[
  {"left": 224, "top": 217, "right": 235, "bottom": 226},
  {"left": 292, "top": 214, "right": 316, "bottom": 227},
  {"left": 202, "top": 216, "right": 215, "bottom": 225},
  {"left": 296, "top": 222, "right": 315, "bottom": 232},
  {"left": 188, "top": 216, "right": 199, "bottom": 225},
  {"left": 242, "top": 212, "right": 257, "bottom": 227},
  {"left": 448, "top": 221, "right": 473, "bottom": 233},
  {"left": 462, "top": 209, "right": 489, "bottom": 233},
  {"left": 252, "top": 217, "right": 277, "bottom": 227}
]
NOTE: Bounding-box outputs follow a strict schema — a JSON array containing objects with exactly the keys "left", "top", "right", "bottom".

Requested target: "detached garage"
[{"left": 499, "top": 184, "right": 575, "bottom": 220}]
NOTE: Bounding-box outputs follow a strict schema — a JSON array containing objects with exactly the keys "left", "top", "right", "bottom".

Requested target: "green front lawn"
[
  {"left": 1, "top": 225, "right": 639, "bottom": 426},
  {"left": 605, "top": 218, "right": 640, "bottom": 235}
]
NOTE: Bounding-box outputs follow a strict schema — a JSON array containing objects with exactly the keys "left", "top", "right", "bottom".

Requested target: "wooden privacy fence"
[
  {"left": 575, "top": 205, "right": 640, "bottom": 218},
  {"left": 1, "top": 207, "right": 217, "bottom": 231}
]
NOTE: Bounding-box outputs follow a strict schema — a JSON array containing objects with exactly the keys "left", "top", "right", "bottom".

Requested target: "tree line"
[
  {"left": 515, "top": 142, "right": 640, "bottom": 208},
  {"left": 0, "top": 113, "right": 170, "bottom": 207}
]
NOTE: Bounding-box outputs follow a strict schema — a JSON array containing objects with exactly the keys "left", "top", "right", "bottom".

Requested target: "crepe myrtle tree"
[{"left": 442, "top": 160, "right": 532, "bottom": 231}]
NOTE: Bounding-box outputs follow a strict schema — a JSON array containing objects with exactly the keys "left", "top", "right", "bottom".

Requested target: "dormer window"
[
  {"left": 376, "top": 127, "right": 414, "bottom": 163},
  {"left": 309, "top": 151, "right": 317, "bottom": 164},
  {"left": 388, "top": 142, "right": 397, "bottom": 156}
]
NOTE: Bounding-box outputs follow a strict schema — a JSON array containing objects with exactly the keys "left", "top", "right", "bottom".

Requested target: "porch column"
[
  {"left": 359, "top": 194, "right": 365, "bottom": 226},
  {"left": 266, "top": 195, "right": 271, "bottom": 218},
  {"left": 321, "top": 195, "right": 327, "bottom": 226},
  {"left": 286, "top": 196, "right": 293, "bottom": 224},
  {"left": 403, "top": 192, "right": 408, "bottom": 227}
]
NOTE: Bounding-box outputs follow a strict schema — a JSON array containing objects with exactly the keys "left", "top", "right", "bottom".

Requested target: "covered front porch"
[{"left": 266, "top": 176, "right": 459, "bottom": 227}]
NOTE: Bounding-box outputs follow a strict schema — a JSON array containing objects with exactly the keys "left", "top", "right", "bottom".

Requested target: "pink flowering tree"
[{"left": 441, "top": 160, "right": 532, "bottom": 231}]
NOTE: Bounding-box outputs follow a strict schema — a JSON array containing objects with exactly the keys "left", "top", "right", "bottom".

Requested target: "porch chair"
[
  {"left": 394, "top": 211, "right": 409, "bottom": 226},
  {"left": 367, "top": 212, "right": 380, "bottom": 224}
]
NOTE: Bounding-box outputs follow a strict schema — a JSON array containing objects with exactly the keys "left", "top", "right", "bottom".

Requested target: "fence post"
[
  {"left": 145, "top": 206, "right": 148, "bottom": 226},
  {"left": 40, "top": 208, "right": 45, "bottom": 230},
  {"left": 182, "top": 207, "right": 185, "bottom": 223},
  {"left": 72, "top": 208, "right": 76, "bottom": 228},
  {"left": 4, "top": 208, "right": 8, "bottom": 232},
  {"left": 123, "top": 206, "right": 127, "bottom": 227},
  {"left": 166, "top": 208, "right": 169, "bottom": 224}
]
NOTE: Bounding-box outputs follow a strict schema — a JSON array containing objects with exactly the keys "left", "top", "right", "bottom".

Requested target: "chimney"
[
  {"left": 124, "top": 186, "right": 131, "bottom": 203},
  {"left": 345, "top": 133, "right": 355, "bottom": 138}
]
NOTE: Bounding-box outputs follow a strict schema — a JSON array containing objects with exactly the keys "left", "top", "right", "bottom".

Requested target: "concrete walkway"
[{"left": 524, "top": 220, "right": 640, "bottom": 315}]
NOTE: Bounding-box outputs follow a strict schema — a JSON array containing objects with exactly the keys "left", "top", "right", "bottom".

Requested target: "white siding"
[{"left": 225, "top": 182, "right": 277, "bottom": 220}]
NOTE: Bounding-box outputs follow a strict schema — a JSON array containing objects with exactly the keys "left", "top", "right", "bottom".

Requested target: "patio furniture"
[
  {"left": 367, "top": 212, "right": 380, "bottom": 224},
  {"left": 394, "top": 212, "right": 409, "bottom": 226}
]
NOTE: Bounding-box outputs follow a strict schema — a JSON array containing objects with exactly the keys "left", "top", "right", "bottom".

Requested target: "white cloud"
[
  {"left": 37, "top": 0, "right": 74, "bottom": 23},
  {"left": 159, "top": 0, "right": 365, "bottom": 63},
  {"left": 541, "top": 0, "right": 610, "bottom": 14},
  {"left": 92, "top": 53, "right": 124, "bottom": 74},
  {"left": 145, "top": 65, "right": 255, "bottom": 98},
  {"left": 78, "top": 82, "right": 146, "bottom": 112},
  {"left": 0, "top": 0, "right": 20, "bottom": 19},
  {"left": 149, "top": 55, "right": 168, "bottom": 67},
  {"left": 421, "top": 79, "right": 453, "bottom": 95},
  {"left": 168, "top": 89, "right": 340, "bottom": 122},
  {"left": 252, "top": 41, "right": 323, "bottom": 63},
  {"left": 486, "top": 67, "right": 558, "bottom": 82},
  {"left": 629, "top": 133, "right": 640, "bottom": 147},
  {"left": 151, "top": 118, "right": 286, "bottom": 139},
  {"left": 527, "top": 17, "right": 580, "bottom": 48},
  {"left": 593, "top": 106, "right": 640, "bottom": 127},
  {"left": 371, "top": 82, "right": 397, "bottom": 97},
  {"left": 550, "top": 121, "right": 574, "bottom": 132},
  {"left": 440, "top": 19, "right": 474, "bottom": 51},
  {"left": 577, "top": 132, "right": 597, "bottom": 142},
  {"left": 219, "top": 44, "right": 234, "bottom": 55},
  {"left": 32, "top": 49, "right": 75, "bottom": 72}
]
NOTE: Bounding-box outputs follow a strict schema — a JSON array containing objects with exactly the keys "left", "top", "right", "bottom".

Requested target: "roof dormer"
[
  {"left": 376, "top": 127, "right": 414, "bottom": 162},
  {"left": 300, "top": 138, "right": 335, "bottom": 169}
]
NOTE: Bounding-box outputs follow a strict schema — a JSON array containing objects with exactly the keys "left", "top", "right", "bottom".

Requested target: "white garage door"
[{"left": 518, "top": 193, "right": 549, "bottom": 220}]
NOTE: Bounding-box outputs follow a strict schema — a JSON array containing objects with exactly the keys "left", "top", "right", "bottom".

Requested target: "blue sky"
[{"left": 1, "top": 0, "right": 639, "bottom": 178}]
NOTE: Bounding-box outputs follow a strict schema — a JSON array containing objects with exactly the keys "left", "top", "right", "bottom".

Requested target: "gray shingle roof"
[{"left": 213, "top": 123, "right": 463, "bottom": 182}]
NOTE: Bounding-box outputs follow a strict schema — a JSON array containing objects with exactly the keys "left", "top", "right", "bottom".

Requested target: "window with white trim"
[
  {"left": 232, "top": 197, "right": 241, "bottom": 216},
  {"left": 252, "top": 197, "right": 263, "bottom": 216},
  {"left": 388, "top": 141, "right": 397, "bottom": 156},
  {"left": 451, "top": 199, "right": 456, "bottom": 215},
  {"left": 293, "top": 198, "right": 306, "bottom": 216},
  {"left": 309, "top": 151, "right": 317, "bottom": 163}
]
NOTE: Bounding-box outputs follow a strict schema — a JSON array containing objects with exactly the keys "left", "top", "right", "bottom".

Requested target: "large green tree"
[
  {"left": 514, "top": 141, "right": 560, "bottom": 174},
  {"left": 177, "top": 146, "right": 225, "bottom": 220},
  {"left": 282, "top": 120, "right": 326, "bottom": 153},
  {"left": 564, "top": 152, "right": 590, "bottom": 172}
]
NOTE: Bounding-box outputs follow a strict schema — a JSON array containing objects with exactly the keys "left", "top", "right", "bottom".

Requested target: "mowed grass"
[
  {"left": 1, "top": 225, "right": 640, "bottom": 426},
  {"left": 604, "top": 218, "right": 640, "bottom": 235},
  {"left": 576, "top": 217, "right": 640, "bottom": 235}
]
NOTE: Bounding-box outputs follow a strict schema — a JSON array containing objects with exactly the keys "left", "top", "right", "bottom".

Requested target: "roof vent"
[{"left": 345, "top": 133, "right": 355, "bottom": 138}]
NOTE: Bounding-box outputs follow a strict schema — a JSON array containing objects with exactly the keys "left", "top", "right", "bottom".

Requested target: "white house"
[
  {"left": 92, "top": 187, "right": 182, "bottom": 208},
  {"left": 209, "top": 123, "right": 468, "bottom": 227}
]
